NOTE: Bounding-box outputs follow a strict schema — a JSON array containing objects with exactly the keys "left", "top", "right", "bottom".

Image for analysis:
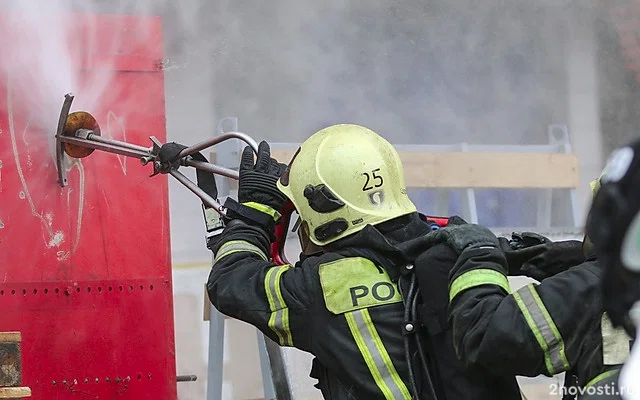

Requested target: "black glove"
[
  {"left": 238, "top": 141, "right": 288, "bottom": 211},
  {"left": 498, "top": 232, "right": 585, "bottom": 280},
  {"left": 222, "top": 140, "right": 288, "bottom": 236},
  {"left": 421, "top": 223, "right": 501, "bottom": 255},
  {"left": 519, "top": 240, "right": 585, "bottom": 280},
  {"left": 509, "top": 232, "right": 552, "bottom": 249}
]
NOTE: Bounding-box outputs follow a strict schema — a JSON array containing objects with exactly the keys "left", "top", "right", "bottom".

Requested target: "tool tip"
[{"left": 61, "top": 111, "right": 101, "bottom": 158}]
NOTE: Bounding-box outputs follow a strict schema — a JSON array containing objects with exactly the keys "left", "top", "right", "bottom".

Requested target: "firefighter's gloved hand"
[
  {"left": 513, "top": 240, "right": 585, "bottom": 281},
  {"left": 497, "top": 232, "right": 585, "bottom": 280},
  {"left": 510, "top": 232, "right": 552, "bottom": 249},
  {"left": 238, "top": 140, "right": 288, "bottom": 216},
  {"left": 498, "top": 232, "right": 549, "bottom": 277},
  {"left": 422, "top": 223, "right": 501, "bottom": 255}
]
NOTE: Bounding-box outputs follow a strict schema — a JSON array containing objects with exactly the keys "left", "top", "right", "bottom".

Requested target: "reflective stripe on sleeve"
[
  {"left": 243, "top": 202, "right": 282, "bottom": 222},
  {"left": 264, "top": 265, "right": 294, "bottom": 346},
  {"left": 449, "top": 269, "right": 510, "bottom": 302},
  {"left": 513, "top": 283, "right": 571, "bottom": 375},
  {"left": 345, "top": 309, "right": 411, "bottom": 400},
  {"left": 214, "top": 240, "right": 267, "bottom": 264},
  {"left": 585, "top": 368, "right": 620, "bottom": 388}
]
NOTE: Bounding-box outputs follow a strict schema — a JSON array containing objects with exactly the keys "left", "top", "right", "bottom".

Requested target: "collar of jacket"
[{"left": 324, "top": 212, "right": 433, "bottom": 280}]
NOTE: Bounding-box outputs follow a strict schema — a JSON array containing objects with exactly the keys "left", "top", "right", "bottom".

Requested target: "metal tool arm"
[{"left": 177, "top": 132, "right": 259, "bottom": 159}]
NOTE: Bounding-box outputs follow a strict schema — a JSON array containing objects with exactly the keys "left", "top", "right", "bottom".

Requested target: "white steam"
[{"left": 0, "top": 0, "right": 206, "bottom": 134}]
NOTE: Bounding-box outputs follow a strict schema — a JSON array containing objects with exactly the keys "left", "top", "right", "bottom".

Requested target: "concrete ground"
[{"left": 172, "top": 232, "right": 581, "bottom": 400}]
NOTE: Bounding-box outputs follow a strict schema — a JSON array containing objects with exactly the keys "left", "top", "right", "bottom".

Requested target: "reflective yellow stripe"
[
  {"left": 345, "top": 309, "right": 411, "bottom": 400},
  {"left": 585, "top": 368, "right": 619, "bottom": 388},
  {"left": 449, "top": 269, "right": 510, "bottom": 301},
  {"left": 513, "top": 284, "right": 571, "bottom": 375},
  {"left": 264, "top": 265, "right": 293, "bottom": 346},
  {"left": 214, "top": 240, "right": 267, "bottom": 264},
  {"left": 243, "top": 202, "right": 282, "bottom": 222}
]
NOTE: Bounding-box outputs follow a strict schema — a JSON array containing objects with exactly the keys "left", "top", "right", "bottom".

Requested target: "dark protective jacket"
[
  {"left": 207, "top": 212, "right": 521, "bottom": 400},
  {"left": 447, "top": 246, "right": 634, "bottom": 397}
]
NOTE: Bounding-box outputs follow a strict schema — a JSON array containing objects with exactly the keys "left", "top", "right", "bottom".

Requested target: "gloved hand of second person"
[
  {"left": 497, "top": 232, "right": 585, "bottom": 280},
  {"left": 238, "top": 140, "right": 289, "bottom": 214},
  {"left": 507, "top": 239, "right": 585, "bottom": 281},
  {"left": 422, "top": 223, "right": 501, "bottom": 255},
  {"left": 508, "top": 231, "right": 552, "bottom": 250},
  {"left": 497, "top": 232, "right": 549, "bottom": 277}
]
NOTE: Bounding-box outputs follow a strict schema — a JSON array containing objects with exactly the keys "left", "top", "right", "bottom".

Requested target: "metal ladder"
[{"left": 205, "top": 117, "right": 293, "bottom": 400}]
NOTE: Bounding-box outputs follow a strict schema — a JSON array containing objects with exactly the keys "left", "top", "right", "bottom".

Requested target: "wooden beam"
[
  {"left": 402, "top": 152, "right": 580, "bottom": 189},
  {"left": 0, "top": 387, "right": 31, "bottom": 398},
  {"left": 0, "top": 333, "right": 20, "bottom": 344},
  {"left": 269, "top": 150, "right": 580, "bottom": 189}
]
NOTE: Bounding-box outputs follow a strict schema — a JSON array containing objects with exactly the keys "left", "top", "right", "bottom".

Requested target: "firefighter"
[
  {"left": 580, "top": 139, "right": 640, "bottom": 400},
  {"left": 415, "top": 169, "right": 636, "bottom": 398},
  {"left": 205, "top": 124, "right": 523, "bottom": 399}
]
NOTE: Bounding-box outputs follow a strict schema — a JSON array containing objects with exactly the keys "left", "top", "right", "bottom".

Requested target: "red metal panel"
[
  {"left": 1, "top": 279, "right": 175, "bottom": 398},
  {"left": 0, "top": 13, "right": 177, "bottom": 400}
]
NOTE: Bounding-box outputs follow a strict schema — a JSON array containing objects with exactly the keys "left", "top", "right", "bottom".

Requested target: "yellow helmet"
[{"left": 276, "top": 124, "right": 417, "bottom": 246}]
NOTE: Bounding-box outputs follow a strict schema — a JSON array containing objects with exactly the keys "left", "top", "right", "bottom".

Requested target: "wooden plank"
[
  {"left": 0, "top": 387, "right": 31, "bottom": 398},
  {"left": 270, "top": 150, "right": 580, "bottom": 189},
  {"left": 402, "top": 152, "right": 579, "bottom": 188},
  {"left": 0, "top": 333, "right": 20, "bottom": 344}
]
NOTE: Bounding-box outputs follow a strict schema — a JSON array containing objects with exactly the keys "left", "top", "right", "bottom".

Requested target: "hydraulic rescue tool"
[{"left": 54, "top": 93, "right": 297, "bottom": 264}]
